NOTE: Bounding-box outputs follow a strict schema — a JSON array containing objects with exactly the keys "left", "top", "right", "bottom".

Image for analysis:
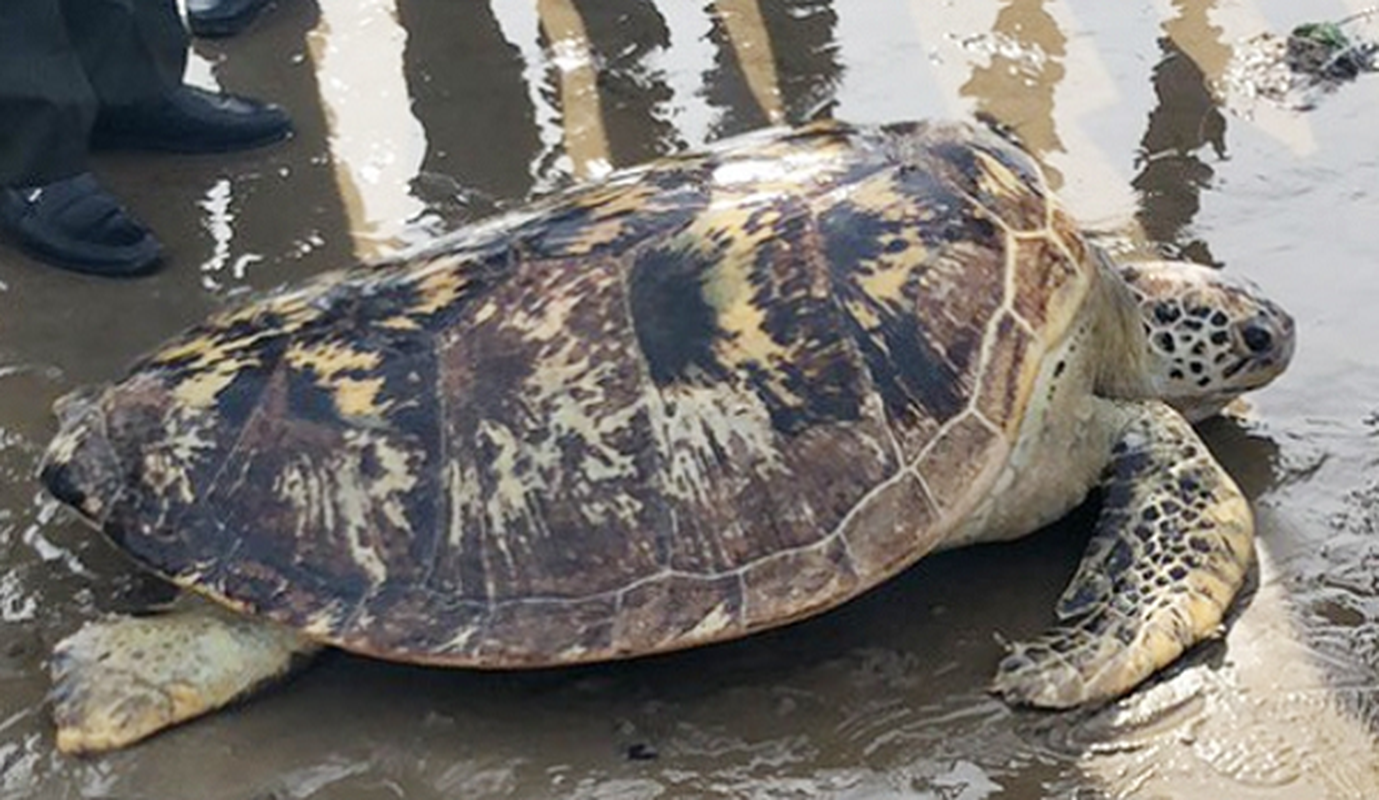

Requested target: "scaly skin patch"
[
  {"left": 990, "top": 400, "right": 1254, "bottom": 708},
  {"left": 50, "top": 605, "right": 316, "bottom": 754},
  {"left": 1116, "top": 261, "right": 1295, "bottom": 421}
]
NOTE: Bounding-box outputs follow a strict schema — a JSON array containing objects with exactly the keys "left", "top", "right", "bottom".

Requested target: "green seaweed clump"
[{"left": 1286, "top": 20, "right": 1377, "bottom": 80}]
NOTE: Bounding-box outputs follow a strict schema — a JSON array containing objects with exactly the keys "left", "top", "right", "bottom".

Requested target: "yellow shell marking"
[
  {"left": 689, "top": 203, "right": 809, "bottom": 409},
  {"left": 407, "top": 256, "right": 472, "bottom": 316},
  {"left": 972, "top": 150, "right": 1031, "bottom": 220},
  {"left": 154, "top": 289, "right": 328, "bottom": 410},
  {"left": 169, "top": 363, "right": 251, "bottom": 410},
  {"left": 283, "top": 340, "right": 387, "bottom": 418},
  {"left": 157, "top": 327, "right": 274, "bottom": 410},
  {"left": 827, "top": 175, "right": 934, "bottom": 326},
  {"left": 272, "top": 429, "right": 419, "bottom": 586},
  {"left": 141, "top": 416, "right": 218, "bottom": 506},
  {"left": 538, "top": 178, "right": 663, "bottom": 255},
  {"left": 856, "top": 256, "right": 912, "bottom": 306}
]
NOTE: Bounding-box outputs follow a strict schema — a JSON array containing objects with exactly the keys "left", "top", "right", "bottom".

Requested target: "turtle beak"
[{"left": 39, "top": 387, "right": 122, "bottom": 526}]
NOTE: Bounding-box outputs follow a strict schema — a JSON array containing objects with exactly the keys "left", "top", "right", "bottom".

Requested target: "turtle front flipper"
[
  {"left": 51, "top": 604, "right": 320, "bottom": 754},
  {"left": 990, "top": 400, "right": 1254, "bottom": 708}
]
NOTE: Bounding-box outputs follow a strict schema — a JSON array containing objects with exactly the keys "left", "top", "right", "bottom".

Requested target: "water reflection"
[
  {"left": 567, "top": 0, "right": 677, "bottom": 166},
  {"left": 760, "top": 0, "right": 841, "bottom": 124},
  {"left": 1133, "top": 32, "right": 1228, "bottom": 265},
  {"left": 1130, "top": 0, "right": 1230, "bottom": 263},
  {"left": 2, "top": 2, "right": 1377, "bottom": 798},
  {"left": 396, "top": 0, "right": 540, "bottom": 222},
  {"left": 706, "top": 0, "right": 786, "bottom": 135},
  {"left": 1179, "top": 0, "right": 1318, "bottom": 154},
  {"left": 959, "top": 0, "right": 1067, "bottom": 167},
  {"left": 394, "top": 0, "right": 842, "bottom": 209},
  {"left": 309, "top": 0, "right": 428, "bottom": 256},
  {"left": 706, "top": 0, "right": 842, "bottom": 137},
  {"left": 917, "top": 0, "right": 1133, "bottom": 221},
  {"left": 191, "top": 0, "right": 359, "bottom": 287},
  {"left": 537, "top": 0, "right": 613, "bottom": 180}
]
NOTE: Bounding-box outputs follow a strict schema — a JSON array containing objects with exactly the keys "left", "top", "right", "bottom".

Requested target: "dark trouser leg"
[
  {"left": 0, "top": 0, "right": 96, "bottom": 187},
  {"left": 74, "top": 0, "right": 291, "bottom": 154},
  {"left": 0, "top": 0, "right": 192, "bottom": 275},
  {"left": 0, "top": 0, "right": 190, "bottom": 186},
  {"left": 61, "top": 0, "right": 187, "bottom": 112},
  {"left": 0, "top": 0, "right": 171, "bottom": 273}
]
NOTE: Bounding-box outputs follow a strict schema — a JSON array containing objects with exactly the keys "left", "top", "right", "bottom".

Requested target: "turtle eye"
[{"left": 1241, "top": 323, "right": 1273, "bottom": 354}]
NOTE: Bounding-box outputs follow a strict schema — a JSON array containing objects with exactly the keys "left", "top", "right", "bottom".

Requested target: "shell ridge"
[
  {"left": 799, "top": 200, "right": 908, "bottom": 469},
  {"left": 409, "top": 322, "right": 450, "bottom": 595},
  {"left": 189, "top": 324, "right": 294, "bottom": 525},
  {"left": 606, "top": 240, "right": 681, "bottom": 574}
]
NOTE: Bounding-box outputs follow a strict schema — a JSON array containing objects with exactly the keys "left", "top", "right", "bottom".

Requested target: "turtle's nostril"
[{"left": 1242, "top": 324, "right": 1273, "bottom": 354}]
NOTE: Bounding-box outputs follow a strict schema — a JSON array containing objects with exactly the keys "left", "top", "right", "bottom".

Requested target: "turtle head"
[
  {"left": 1116, "top": 261, "right": 1295, "bottom": 422},
  {"left": 40, "top": 386, "right": 123, "bottom": 526}
]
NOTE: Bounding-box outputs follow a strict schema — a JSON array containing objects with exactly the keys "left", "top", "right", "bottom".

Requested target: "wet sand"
[{"left": 2, "top": 1, "right": 1379, "bottom": 797}]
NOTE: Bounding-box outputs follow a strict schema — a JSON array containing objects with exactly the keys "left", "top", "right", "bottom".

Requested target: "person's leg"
[
  {"left": 63, "top": 0, "right": 292, "bottom": 153},
  {"left": 1, "top": 0, "right": 291, "bottom": 275},
  {"left": 0, "top": 0, "right": 97, "bottom": 188},
  {"left": 0, "top": 0, "right": 160, "bottom": 275},
  {"left": 62, "top": 0, "right": 187, "bottom": 111}
]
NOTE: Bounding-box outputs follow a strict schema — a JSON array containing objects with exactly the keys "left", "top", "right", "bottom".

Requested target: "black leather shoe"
[
  {"left": 187, "top": 0, "right": 276, "bottom": 38},
  {"left": 0, "top": 174, "right": 161, "bottom": 277},
  {"left": 92, "top": 85, "right": 292, "bottom": 154}
]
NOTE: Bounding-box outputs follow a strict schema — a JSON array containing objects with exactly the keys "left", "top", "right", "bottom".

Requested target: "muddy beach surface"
[{"left": 2, "top": 1, "right": 1379, "bottom": 797}]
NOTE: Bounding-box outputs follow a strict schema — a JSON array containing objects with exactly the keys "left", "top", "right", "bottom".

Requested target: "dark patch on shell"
[
  {"left": 818, "top": 178, "right": 976, "bottom": 427},
  {"left": 627, "top": 241, "right": 725, "bottom": 386},
  {"left": 733, "top": 199, "right": 869, "bottom": 433}
]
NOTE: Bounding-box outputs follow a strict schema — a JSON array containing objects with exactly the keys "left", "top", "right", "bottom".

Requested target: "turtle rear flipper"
[
  {"left": 50, "top": 604, "right": 319, "bottom": 754},
  {"left": 990, "top": 400, "right": 1254, "bottom": 708}
]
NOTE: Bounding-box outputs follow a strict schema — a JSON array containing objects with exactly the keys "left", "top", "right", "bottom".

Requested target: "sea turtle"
[{"left": 39, "top": 119, "right": 1294, "bottom": 754}]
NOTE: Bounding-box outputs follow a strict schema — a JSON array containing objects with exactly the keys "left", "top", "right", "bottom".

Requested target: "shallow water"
[{"left": 2, "top": 1, "right": 1379, "bottom": 797}]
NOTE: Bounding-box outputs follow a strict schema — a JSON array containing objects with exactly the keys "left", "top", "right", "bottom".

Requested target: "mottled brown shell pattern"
[{"left": 56, "top": 119, "right": 1095, "bottom": 666}]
